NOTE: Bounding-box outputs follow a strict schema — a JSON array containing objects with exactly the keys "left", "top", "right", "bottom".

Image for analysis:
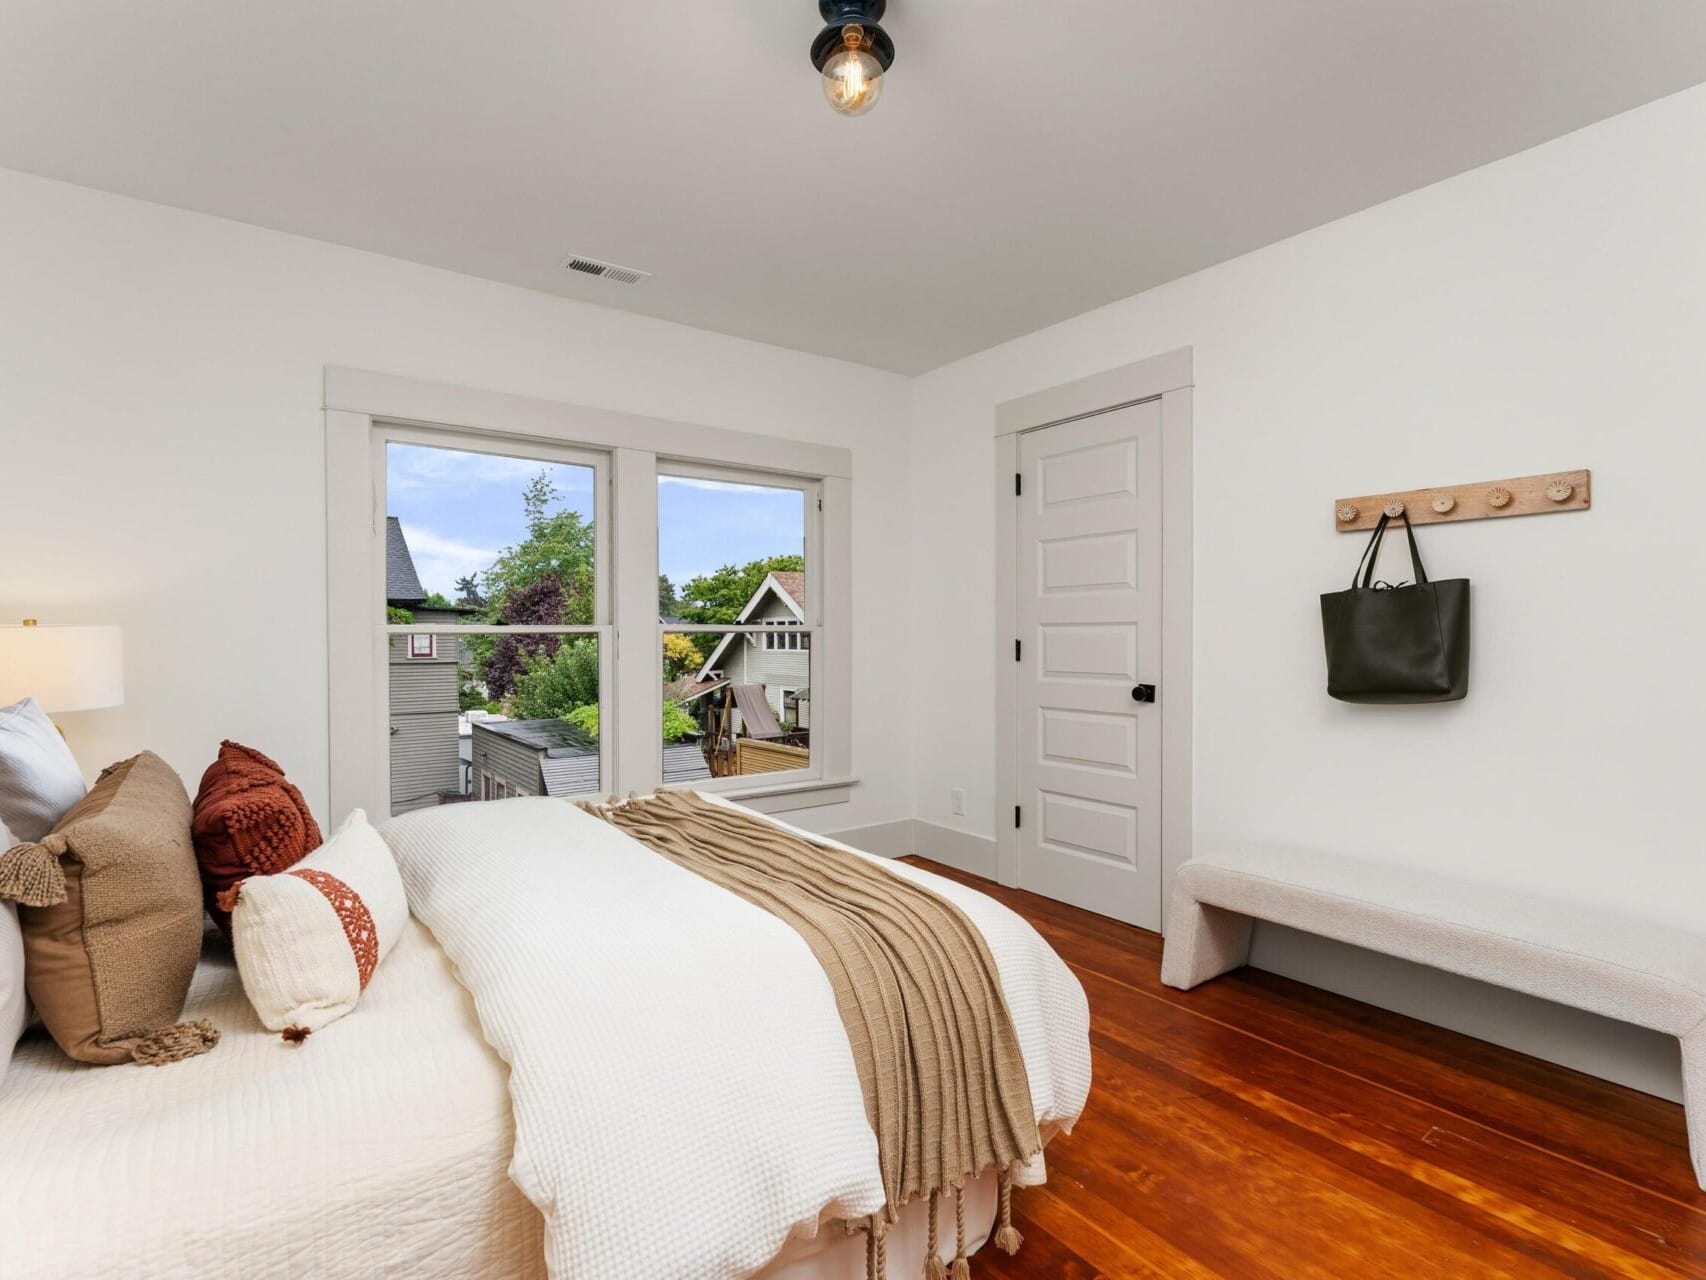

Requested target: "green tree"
[
  {"left": 662, "top": 633, "right": 705, "bottom": 681},
  {"left": 560, "top": 699, "right": 697, "bottom": 744},
  {"left": 510, "top": 638, "right": 600, "bottom": 720},
  {"left": 421, "top": 591, "right": 455, "bottom": 610},
  {"left": 483, "top": 472, "right": 596, "bottom": 626},
  {"left": 454, "top": 575, "right": 485, "bottom": 607},
  {"left": 658, "top": 575, "right": 679, "bottom": 618},
  {"left": 677, "top": 555, "right": 804, "bottom": 624},
  {"left": 458, "top": 668, "right": 488, "bottom": 712}
]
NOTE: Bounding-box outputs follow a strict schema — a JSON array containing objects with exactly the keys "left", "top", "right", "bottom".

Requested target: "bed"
[{"left": 0, "top": 795, "right": 1090, "bottom": 1280}]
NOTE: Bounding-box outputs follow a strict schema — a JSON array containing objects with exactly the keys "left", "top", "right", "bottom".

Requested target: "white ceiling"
[{"left": 3, "top": 2, "right": 1704, "bottom": 374}]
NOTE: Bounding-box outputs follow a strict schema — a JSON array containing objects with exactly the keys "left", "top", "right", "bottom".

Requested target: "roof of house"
[
  {"left": 767, "top": 571, "right": 805, "bottom": 611},
  {"left": 385, "top": 516, "right": 427, "bottom": 606},
  {"left": 540, "top": 753, "right": 599, "bottom": 797},
  {"left": 472, "top": 717, "right": 597, "bottom": 754},
  {"left": 663, "top": 742, "right": 712, "bottom": 785},
  {"left": 664, "top": 675, "right": 729, "bottom": 705}
]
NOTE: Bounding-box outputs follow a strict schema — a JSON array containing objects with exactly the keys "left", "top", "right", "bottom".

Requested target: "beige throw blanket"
[{"left": 583, "top": 791, "right": 1040, "bottom": 1280}]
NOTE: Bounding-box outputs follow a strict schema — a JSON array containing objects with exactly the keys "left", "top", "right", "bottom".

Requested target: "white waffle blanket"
[{"left": 383, "top": 794, "right": 1091, "bottom": 1280}]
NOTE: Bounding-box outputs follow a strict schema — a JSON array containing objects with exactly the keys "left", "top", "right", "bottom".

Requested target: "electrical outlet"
[{"left": 950, "top": 787, "right": 965, "bottom": 817}]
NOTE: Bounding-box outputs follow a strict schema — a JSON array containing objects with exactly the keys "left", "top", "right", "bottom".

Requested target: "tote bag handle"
[{"left": 1350, "top": 511, "right": 1430, "bottom": 589}]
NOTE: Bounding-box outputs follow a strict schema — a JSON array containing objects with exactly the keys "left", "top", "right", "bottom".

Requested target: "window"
[
  {"left": 381, "top": 434, "right": 609, "bottom": 815},
  {"left": 659, "top": 465, "right": 816, "bottom": 788},
  {"left": 326, "top": 369, "right": 851, "bottom": 821}
]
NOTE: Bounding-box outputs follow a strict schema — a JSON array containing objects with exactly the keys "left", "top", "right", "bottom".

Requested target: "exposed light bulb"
[{"left": 821, "top": 24, "right": 883, "bottom": 116}]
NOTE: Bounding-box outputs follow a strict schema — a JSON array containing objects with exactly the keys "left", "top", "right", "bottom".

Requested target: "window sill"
[{"left": 717, "top": 776, "right": 859, "bottom": 814}]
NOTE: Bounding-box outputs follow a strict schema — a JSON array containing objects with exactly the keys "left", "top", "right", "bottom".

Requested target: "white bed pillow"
[
  {"left": 228, "top": 809, "right": 408, "bottom": 1042},
  {"left": 1, "top": 817, "right": 28, "bottom": 1086},
  {"left": 0, "top": 698, "right": 87, "bottom": 843}
]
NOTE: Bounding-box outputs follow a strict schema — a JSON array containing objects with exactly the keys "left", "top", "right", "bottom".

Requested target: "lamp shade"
[{"left": 0, "top": 623, "right": 125, "bottom": 712}]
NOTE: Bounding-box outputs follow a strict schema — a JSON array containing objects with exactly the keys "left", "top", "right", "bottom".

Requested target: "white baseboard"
[
  {"left": 825, "top": 818, "right": 917, "bottom": 860},
  {"left": 912, "top": 820, "right": 1000, "bottom": 879},
  {"left": 828, "top": 818, "right": 1000, "bottom": 881},
  {"left": 1251, "top": 924, "right": 1685, "bottom": 1103}
]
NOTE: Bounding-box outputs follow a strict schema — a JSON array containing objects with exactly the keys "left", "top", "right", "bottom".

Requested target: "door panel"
[{"left": 1017, "top": 400, "right": 1163, "bottom": 928}]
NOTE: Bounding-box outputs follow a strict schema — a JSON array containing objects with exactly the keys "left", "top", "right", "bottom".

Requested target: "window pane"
[
  {"left": 657, "top": 474, "right": 806, "bottom": 627},
  {"left": 389, "top": 632, "right": 601, "bottom": 813},
  {"left": 385, "top": 441, "right": 597, "bottom": 627},
  {"left": 664, "top": 631, "right": 810, "bottom": 783}
]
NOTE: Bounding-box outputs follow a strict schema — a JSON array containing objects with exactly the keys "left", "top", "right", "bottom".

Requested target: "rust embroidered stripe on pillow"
[{"left": 226, "top": 809, "right": 406, "bottom": 1042}]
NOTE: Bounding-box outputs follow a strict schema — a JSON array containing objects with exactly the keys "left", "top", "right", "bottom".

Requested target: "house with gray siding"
[
  {"left": 387, "top": 516, "right": 469, "bottom": 814},
  {"left": 693, "top": 571, "right": 810, "bottom": 728},
  {"left": 471, "top": 717, "right": 598, "bottom": 797}
]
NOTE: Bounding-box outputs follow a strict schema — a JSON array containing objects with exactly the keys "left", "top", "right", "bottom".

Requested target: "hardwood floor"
[{"left": 905, "top": 858, "right": 1706, "bottom": 1278}]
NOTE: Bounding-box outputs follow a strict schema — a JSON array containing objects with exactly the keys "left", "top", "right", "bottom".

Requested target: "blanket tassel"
[
  {"left": 949, "top": 1184, "right": 970, "bottom": 1280},
  {"left": 924, "top": 1192, "right": 945, "bottom": 1280},
  {"left": 865, "top": 1213, "right": 889, "bottom": 1280},
  {"left": 993, "top": 1164, "right": 1023, "bottom": 1255}
]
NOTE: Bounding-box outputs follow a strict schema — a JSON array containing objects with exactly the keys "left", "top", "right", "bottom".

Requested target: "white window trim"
[
  {"left": 325, "top": 367, "right": 854, "bottom": 822},
  {"left": 407, "top": 634, "right": 436, "bottom": 659}
]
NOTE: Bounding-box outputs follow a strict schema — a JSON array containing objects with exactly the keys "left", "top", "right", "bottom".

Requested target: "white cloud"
[{"left": 399, "top": 525, "right": 501, "bottom": 597}]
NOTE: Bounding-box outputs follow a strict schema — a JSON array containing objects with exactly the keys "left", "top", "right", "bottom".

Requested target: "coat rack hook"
[
  {"left": 1485, "top": 486, "right": 1513, "bottom": 509},
  {"left": 1383, "top": 500, "right": 1406, "bottom": 519},
  {"left": 1336, "top": 503, "right": 1359, "bottom": 524}
]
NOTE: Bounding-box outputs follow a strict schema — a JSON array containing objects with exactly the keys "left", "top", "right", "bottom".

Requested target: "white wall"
[
  {"left": 0, "top": 168, "right": 914, "bottom": 835},
  {"left": 909, "top": 85, "right": 1706, "bottom": 1099}
]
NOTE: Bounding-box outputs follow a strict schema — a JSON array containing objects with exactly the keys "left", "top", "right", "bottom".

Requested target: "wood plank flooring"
[{"left": 905, "top": 858, "right": 1706, "bottom": 1278}]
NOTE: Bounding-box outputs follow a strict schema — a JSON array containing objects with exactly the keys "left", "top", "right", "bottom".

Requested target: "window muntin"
[{"left": 381, "top": 431, "right": 609, "bottom": 814}]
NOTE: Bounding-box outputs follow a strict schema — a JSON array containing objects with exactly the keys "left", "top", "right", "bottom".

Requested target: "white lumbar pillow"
[
  {"left": 227, "top": 809, "right": 408, "bottom": 1043},
  {"left": 0, "top": 697, "right": 87, "bottom": 843},
  {"left": 0, "top": 817, "right": 26, "bottom": 1084}
]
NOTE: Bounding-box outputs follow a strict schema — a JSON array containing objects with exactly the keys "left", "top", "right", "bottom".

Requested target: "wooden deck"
[{"left": 906, "top": 857, "right": 1706, "bottom": 1278}]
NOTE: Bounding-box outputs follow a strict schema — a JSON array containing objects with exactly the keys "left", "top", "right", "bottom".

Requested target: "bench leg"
[
  {"left": 1683, "top": 1024, "right": 1706, "bottom": 1191},
  {"left": 1161, "top": 887, "right": 1254, "bottom": 990}
]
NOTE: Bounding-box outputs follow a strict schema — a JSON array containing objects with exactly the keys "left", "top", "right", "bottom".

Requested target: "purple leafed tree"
[{"left": 482, "top": 572, "right": 566, "bottom": 699}]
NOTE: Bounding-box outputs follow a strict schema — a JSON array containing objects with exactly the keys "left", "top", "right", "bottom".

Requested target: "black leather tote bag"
[{"left": 1320, "top": 512, "right": 1469, "bottom": 703}]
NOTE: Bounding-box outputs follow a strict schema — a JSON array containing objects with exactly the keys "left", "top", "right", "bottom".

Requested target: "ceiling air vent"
[{"left": 562, "top": 254, "right": 651, "bottom": 286}]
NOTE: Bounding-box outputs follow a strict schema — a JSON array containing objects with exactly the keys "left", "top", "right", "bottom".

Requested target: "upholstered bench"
[{"left": 1160, "top": 847, "right": 1706, "bottom": 1188}]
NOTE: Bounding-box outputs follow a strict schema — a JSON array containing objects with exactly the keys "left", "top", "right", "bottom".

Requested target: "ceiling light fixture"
[{"left": 811, "top": 0, "right": 893, "bottom": 117}]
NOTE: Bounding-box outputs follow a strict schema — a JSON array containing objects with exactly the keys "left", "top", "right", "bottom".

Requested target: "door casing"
[{"left": 993, "top": 348, "right": 1194, "bottom": 934}]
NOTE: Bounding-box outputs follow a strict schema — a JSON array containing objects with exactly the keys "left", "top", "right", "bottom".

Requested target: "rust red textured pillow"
[{"left": 192, "top": 741, "right": 322, "bottom": 934}]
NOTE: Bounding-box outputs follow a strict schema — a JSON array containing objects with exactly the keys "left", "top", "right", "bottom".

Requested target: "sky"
[{"left": 386, "top": 442, "right": 804, "bottom": 600}]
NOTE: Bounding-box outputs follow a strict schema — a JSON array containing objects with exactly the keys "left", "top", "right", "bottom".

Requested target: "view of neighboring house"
[
  {"left": 471, "top": 716, "right": 711, "bottom": 798},
  {"left": 387, "top": 516, "right": 473, "bottom": 814},
  {"left": 694, "top": 571, "right": 810, "bottom": 729}
]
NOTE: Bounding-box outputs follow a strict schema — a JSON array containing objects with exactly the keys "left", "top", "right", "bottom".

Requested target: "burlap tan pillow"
[{"left": 0, "top": 751, "right": 217, "bottom": 1065}]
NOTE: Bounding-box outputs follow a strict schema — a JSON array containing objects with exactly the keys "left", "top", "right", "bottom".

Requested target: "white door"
[{"left": 1016, "top": 400, "right": 1164, "bottom": 929}]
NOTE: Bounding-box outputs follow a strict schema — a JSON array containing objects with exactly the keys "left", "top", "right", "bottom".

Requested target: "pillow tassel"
[
  {"left": 281, "top": 1025, "right": 312, "bottom": 1045},
  {"left": 130, "top": 1018, "right": 220, "bottom": 1065},
  {"left": 0, "top": 839, "right": 66, "bottom": 907}
]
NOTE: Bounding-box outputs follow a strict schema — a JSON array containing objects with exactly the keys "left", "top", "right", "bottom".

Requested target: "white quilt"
[
  {"left": 384, "top": 794, "right": 1092, "bottom": 1280},
  {"left": 0, "top": 919, "right": 542, "bottom": 1280}
]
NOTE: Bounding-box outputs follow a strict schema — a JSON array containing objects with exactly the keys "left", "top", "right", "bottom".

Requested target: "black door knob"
[{"left": 1131, "top": 684, "right": 1156, "bottom": 703}]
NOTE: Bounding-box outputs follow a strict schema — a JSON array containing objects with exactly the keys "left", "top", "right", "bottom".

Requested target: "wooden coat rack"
[{"left": 1333, "top": 470, "right": 1590, "bottom": 532}]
